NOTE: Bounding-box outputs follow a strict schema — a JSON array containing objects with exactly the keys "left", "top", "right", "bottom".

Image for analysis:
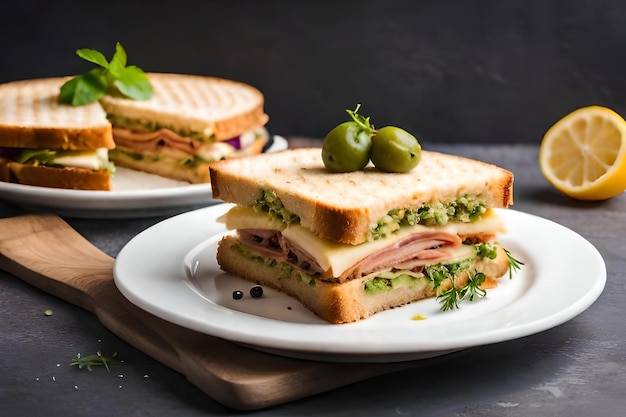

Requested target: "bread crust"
[
  {"left": 0, "top": 125, "right": 115, "bottom": 151},
  {"left": 0, "top": 157, "right": 112, "bottom": 190},
  {"left": 99, "top": 73, "right": 269, "bottom": 141},
  {"left": 210, "top": 148, "right": 514, "bottom": 244},
  {"left": 217, "top": 235, "right": 511, "bottom": 324},
  {"left": 0, "top": 77, "right": 115, "bottom": 150}
]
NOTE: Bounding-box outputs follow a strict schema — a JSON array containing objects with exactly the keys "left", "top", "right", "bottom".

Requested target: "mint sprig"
[{"left": 58, "top": 42, "right": 153, "bottom": 106}]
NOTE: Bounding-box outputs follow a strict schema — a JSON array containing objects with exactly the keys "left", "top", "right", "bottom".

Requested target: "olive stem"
[{"left": 346, "top": 103, "right": 376, "bottom": 136}]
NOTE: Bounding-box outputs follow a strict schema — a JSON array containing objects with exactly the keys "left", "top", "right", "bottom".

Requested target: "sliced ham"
[
  {"left": 338, "top": 232, "right": 461, "bottom": 281},
  {"left": 112, "top": 128, "right": 200, "bottom": 154},
  {"left": 237, "top": 229, "right": 462, "bottom": 283}
]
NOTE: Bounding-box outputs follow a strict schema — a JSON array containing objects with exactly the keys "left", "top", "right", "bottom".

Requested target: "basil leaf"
[
  {"left": 108, "top": 42, "right": 128, "bottom": 78},
  {"left": 113, "top": 66, "right": 153, "bottom": 100},
  {"left": 76, "top": 48, "right": 109, "bottom": 69},
  {"left": 59, "top": 42, "right": 152, "bottom": 106},
  {"left": 59, "top": 69, "right": 107, "bottom": 106},
  {"left": 58, "top": 77, "right": 80, "bottom": 104}
]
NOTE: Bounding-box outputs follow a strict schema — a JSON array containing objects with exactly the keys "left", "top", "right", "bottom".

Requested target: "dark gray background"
[{"left": 2, "top": 0, "right": 626, "bottom": 144}]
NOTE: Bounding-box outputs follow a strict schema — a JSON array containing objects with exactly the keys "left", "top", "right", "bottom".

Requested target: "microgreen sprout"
[{"left": 70, "top": 351, "right": 123, "bottom": 372}]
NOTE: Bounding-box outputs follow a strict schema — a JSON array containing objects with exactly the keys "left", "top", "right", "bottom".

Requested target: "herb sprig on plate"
[{"left": 437, "top": 271, "right": 487, "bottom": 311}]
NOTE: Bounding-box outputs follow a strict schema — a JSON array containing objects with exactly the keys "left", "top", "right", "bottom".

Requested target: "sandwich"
[
  {"left": 0, "top": 72, "right": 269, "bottom": 190},
  {"left": 99, "top": 73, "right": 270, "bottom": 184},
  {"left": 0, "top": 77, "right": 115, "bottom": 190},
  {"left": 209, "top": 147, "right": 517, "bottom": 324}
]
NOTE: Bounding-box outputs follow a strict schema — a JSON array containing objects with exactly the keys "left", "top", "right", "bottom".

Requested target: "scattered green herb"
[
  {"left": 70, "top": 351, "right": 123, "bottom": 372},
  {"left": 58, "top": 42, "right": 153, "bottom": 106},
  {"left": 44, "top": 309, "right": 53, "bottom": 316}
]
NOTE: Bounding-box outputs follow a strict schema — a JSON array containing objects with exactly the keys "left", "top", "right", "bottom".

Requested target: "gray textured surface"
[
  {"left": 2, "top": 0, "right": 626, "bottom": 143},
  {"left": 1, "top": 143, "right": 625, "bottom": 416}
]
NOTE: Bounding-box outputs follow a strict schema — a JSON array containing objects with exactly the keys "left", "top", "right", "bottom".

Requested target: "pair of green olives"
[{"left": 321, "top": 104, "right": 422, "bottom": 173}]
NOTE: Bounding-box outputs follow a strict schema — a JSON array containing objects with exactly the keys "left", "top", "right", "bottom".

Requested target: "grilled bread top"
[
  {"left": 0, "top": 77, "right": 115, "bottom": 150},
  {"left": 210, "top": 148, "right": 514, "bottom": 245},
  {"left": 99, "top": 73, "right": 269, "bottom": 141}
]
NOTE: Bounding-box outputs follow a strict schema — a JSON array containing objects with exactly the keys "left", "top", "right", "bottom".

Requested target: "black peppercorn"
[
  {"left": 232, "top": 290, "right": 244, "bottom": 300},
  {"left": 250, "top": 286, "right": 263, "bottom": 298}
]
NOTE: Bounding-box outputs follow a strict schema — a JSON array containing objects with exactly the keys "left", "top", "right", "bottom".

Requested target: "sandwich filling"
[
  {"left": 108, "top": 125, "right": 269, "bottom": 167},
  {"left": 220, "top": 203, "right": 507, "bottom": 286},
  {"left": 0, "top": 147, "right": 114, "bottom": 172}
]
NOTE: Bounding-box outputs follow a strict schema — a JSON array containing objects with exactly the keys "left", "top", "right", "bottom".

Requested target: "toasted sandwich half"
[
  {"left": 0, "top": 77, "right": 115, "bottom": 190},
  {"left": 209, "top": 148, "right": 516, "bottom": 324},
  {"left": 99, "top": 73, "right": 270, "bottom": 184}
]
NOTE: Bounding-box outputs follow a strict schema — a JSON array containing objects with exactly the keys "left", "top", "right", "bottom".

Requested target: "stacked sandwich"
[
  {"left": 0, "top": 78, "right": 116, "bottom": 190},
  {"left": 0, "top": 73, "right": 269, "bottom": 190},
  {"left": 210, "top": 148, "right": 515, "bottom": 323},
  {"left": 102, "top": 73, "right": 269, "bottom": 184}
]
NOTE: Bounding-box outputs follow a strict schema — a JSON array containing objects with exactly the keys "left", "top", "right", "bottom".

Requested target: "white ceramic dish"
[
  {"left": 114, "top": 204, "right": 606, "bottom": 363},
  {"left": 0, "top": 136, "right": 287, "bottom": 218}
]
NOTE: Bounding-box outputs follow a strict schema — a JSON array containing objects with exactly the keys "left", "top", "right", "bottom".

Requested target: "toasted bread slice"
[
  {"left": 99, "top": 73, "right": 269, "bottom": 141},
  {"left": 217, "top": 235, "right": 511, "bottom": 324},
  {"left": 0, "top": 77, "right": 115, "bottom": 151},
  {"left": 0, "top": 157, "right": 112, "bottom": 190},
  {"left": 210, "top": 148, "right": 514, "bottom": 245}
]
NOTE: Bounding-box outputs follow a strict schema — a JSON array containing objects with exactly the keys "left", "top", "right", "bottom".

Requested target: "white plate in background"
[{"left": 0, "top": 136, "right": 287, "bottom": 218}]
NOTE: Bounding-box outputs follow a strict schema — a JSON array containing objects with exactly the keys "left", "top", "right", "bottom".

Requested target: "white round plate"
[
  {"left": 0, "top": 136, "right": 287, "bottom": 218},
  {"left": 114, "top": 204, "right": 606, "bottom": 363}
]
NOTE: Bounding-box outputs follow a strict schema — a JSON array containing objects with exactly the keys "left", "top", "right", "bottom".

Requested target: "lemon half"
[{"left": 539, "top": 105, "right": 626, "bottom": 200}]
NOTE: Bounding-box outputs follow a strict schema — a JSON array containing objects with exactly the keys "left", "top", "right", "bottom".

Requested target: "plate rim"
[{"left": 114, "top": 204, "right": 607, "bottom": 362}]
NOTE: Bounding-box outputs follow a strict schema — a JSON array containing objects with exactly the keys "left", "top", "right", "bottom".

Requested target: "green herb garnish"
[
  {"left": 504, "top": 248, "right": 524, "bottom": 279},
  {"left": 70, "top": 351, "right": 123, "bottom": 372},
  {"left": 437, "top": 271, "right": 487, "bottom": 311},
  {"left": 59, "top": 42, "right": 153, "bottom": 106}
]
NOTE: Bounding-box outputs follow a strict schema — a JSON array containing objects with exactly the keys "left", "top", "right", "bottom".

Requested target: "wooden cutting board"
[{"left": 0, "top": 214, "right": 420, "bottom": 410}]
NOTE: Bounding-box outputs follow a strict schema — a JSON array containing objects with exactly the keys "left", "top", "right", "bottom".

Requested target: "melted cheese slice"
[
  {"left": 53, "top": 148, "right": 111, "bottom": 170},
  {"left": 221, "top": 206, "right": 506, "bottom": 277}
]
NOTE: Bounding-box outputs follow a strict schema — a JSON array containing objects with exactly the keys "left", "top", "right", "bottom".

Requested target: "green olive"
[
  {"left": 322, "top": 121, "right": 372, "bottom": 172},
  {"left": 371, "top": 126, "right": 421, "bottom": 173}
]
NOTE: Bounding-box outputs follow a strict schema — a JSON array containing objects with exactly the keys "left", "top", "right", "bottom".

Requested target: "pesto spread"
[
  {"left": 253, "top": 189, "right": 300, "bottom": 225},
  {"left": 364, "top": 273, "right": 425, "bottom": 294},
  {"left": 371, "top": 195, "right": 487, "bottom": 240},
  {"left": 234, "top": 242, "right": 315, "bottom": 286},
  {"left": 251, "top": 190, "right": 487, "bottom": 238}
]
